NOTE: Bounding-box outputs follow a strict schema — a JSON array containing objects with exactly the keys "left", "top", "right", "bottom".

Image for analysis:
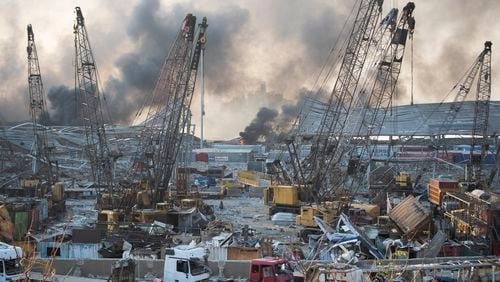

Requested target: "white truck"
[
  {"left": 0, "top": 242, "right": 24, "bottom": 281},
  {"left": 163, "top": 244, "right": 210, "bottom": 282}
]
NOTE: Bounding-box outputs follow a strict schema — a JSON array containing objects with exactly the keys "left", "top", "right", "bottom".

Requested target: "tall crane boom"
[
  {"left": 359, "top": 2, "right": 415, "bottom": 155},
  {"left": 134, "top": 15, "right": 207, "bottom": 203},
  {"left": 307, "top": 0, "right": 383, "bottom": 202},
  {"left": 73, "top": 7, "right": 114, "bottom": 204},
  {"left": 27, "top": 24, "right": 54, "bottom": 184},
  {"left": 471, "top": 41, "right": 492, "bottom": 184}
]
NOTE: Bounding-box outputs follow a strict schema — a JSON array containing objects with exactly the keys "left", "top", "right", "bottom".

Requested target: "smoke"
[
  {"left": 239, "top": 107, "right": 278, "bottom": 144},
  {"left": 46, "top": 85, "right": 81, "bottom": 126},
  {"left": 95, "top": 0, "right": 250, "bottom": 124},
  {"left": 0, "top": 0, "right": 499, "bottom": 140},
  {"left": 239, "top": 88, "right": 324, "bottom": 144}
]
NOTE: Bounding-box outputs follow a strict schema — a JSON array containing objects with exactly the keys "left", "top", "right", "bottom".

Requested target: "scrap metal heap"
[{"left": 73, "top": 7, "right": 114, "bottom": 208}]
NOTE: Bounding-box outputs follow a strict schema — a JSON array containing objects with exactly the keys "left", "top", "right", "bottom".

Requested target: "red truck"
[{"left": 249, "top": 257, "right": 295, "bottom": 282}]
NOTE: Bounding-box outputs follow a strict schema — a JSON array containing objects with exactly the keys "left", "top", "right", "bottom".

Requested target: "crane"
[
  {"left": 314, "top": 2, "right": 415, "bottom": 201},
  {"left": 73, "top": 7, "right": 114, "bottom": 207},
  {"left": 471, "top": 41, "right": 492, "bottom": 187},
  {"left": 133, "top": 15, "right": 208, "bottom": 204},
  {"left": 27, "top": 24, "right": 54, "bottom": 185},
  {"left": 305, "top": 0, "right": 384, "bottom": 202},
  {"left": 431, "top": 42, "right": 492, "bottom": 188},
  {"left": 355, "top": 2, "right": 415, "bottom": 164},
  {"left": 284, "top": 2, "right": 415, "bottom": 203}
]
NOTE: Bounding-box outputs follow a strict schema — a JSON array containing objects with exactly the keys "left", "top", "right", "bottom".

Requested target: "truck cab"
[
  {"left": 249, "top": 257, "right": 293, "bottom": 282},
  {"left": 163, "top": 245, "right": 210, "bottom": 282},
  {"left": 0, "top": 243, "right": 24, "bottom": 282}
]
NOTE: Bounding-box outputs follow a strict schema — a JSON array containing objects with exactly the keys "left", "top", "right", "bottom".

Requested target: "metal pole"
[{"left": 200, "top": 48, "right": 205, "bottom": 149}]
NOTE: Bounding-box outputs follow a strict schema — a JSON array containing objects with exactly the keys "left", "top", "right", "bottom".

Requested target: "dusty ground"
[{"left": 205, "top": 196, "right": 300, "bottom": 241}]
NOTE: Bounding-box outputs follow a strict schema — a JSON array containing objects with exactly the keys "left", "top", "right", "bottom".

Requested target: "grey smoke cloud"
[
  {"left": 0, "top": 0, "right": 498, "bottom": 140},
  {"left": 46, "top": 85, "right": 80, "bottom": 126}
]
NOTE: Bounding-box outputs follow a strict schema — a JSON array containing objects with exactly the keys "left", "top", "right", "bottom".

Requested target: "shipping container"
[{"left": 428, "top": 178, "right": 459, "bottom": 205}]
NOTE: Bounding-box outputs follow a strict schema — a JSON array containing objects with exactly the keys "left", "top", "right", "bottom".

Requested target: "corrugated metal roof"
[
  {"left": 298, "top": 100, "right": 500, "bottom": 137},
  {"left": 389, "top": 195, "right": 431, "bottom": 235}
]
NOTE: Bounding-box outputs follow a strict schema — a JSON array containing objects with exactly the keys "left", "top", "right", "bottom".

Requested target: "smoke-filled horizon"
[{"left": 0, "top": 0, "right": 499, "bottom": 139}]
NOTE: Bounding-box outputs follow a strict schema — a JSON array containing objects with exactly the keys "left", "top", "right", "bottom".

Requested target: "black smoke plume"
[
  {"left": 239, "top": 107, "right": 278, "bottom": 144},
  {"left": 47, "top": 85, "right": 81, "bottom": 126},
  {"left": 239, "top": 88, "right": 325, "bottom": 144}
]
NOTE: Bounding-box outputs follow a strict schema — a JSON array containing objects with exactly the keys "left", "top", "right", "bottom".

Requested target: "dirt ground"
[{"left": 204, "top": 196, "right": 301, "bottom": 242}]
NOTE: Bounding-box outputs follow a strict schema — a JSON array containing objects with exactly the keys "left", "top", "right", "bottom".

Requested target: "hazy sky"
[{"left": 0, "top": 0, "right": 498, "bottom": 139}]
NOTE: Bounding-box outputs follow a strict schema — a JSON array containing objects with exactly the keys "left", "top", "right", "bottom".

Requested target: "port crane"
[
  {"left": 285, "top": 0, "right": 384, "bottom": 199},
  {"left": 471, "top": 41, "right": 492, "bottom": 187},
  {"left": 312, "top": 2, "right": 415, "bottom": 201},
  {"left": 74, "top": 7, "right": 114, "bottom": 207},
  {"left": 280, "top": 1, "right": 415, "bottom": 206},
  {"left": 26, "top": 24, "right": 55, "bottom": 186},
  {"left": 433, "top": 42, "right": 492, "bottom": 188},
  {"left": 133, "top": 15, "right": 208, "bottom": 204},
  {"left": 347, "top": 2, "right": 415, "bottom": 185}
]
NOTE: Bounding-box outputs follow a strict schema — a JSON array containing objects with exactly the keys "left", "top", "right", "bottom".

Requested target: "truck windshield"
[
  {"left": 189, "top": 259, "right": 206, "bottom": 276},
  {"left": 4, "top": 259, "right": 23, "bottom": 275}
]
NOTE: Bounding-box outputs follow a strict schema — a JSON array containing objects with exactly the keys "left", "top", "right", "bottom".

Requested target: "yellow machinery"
[
  {"left": 296, "top": 202, "right": 380, "bottom": 228},
  {"left": 263, "top": 185, "right": 301, "bottom": 215},
  {"left": 395, "top": 172, "right": 412, "bottom": 188},
  {"left": 296, "top": 204, "right": 337, "bottom": 227},
  {"left": 97, "top": 210, "right": 125, "bottom": 232},
  {"left": 132, "top": 209, "right": 167, "bottom": 223},
  {"left": 180, "top": 198, "right": 204, "bottom": 209}
]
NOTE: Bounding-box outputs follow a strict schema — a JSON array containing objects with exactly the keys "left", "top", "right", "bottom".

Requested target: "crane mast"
[
  {"left": 306, "top": 0, "right": 383, "bottom": 202},
  {"left": 73, "top": 7, "right": 114, "bottom": 205},
  {"left": 470, "top": 41, "right": 492, "bottom": 185},
  {"left": 315, "top": 2, "right": 415, "bottom": 201},
  {"left": 358, "top": 3, "right": 415, "bottom": 157},
  {"left": 134, "top": 15, "right": 207, "bottom": 203},
  {"left": 27, "top": 24, "right": 54, "bottom": 185}
]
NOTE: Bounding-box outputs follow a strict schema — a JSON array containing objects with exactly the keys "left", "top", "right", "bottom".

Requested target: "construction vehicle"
[
  {"left": 264, "top": 185, "right": 301, "bottom": 215},
  {"left": 249, "top": 257, "right": 294, "bottom": 282},
  {"left": 163, "top": 244, "right": 210, "bottom": 282},
  {"left": 0, "top": 243, "right": 24, "bottom": 281}
]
